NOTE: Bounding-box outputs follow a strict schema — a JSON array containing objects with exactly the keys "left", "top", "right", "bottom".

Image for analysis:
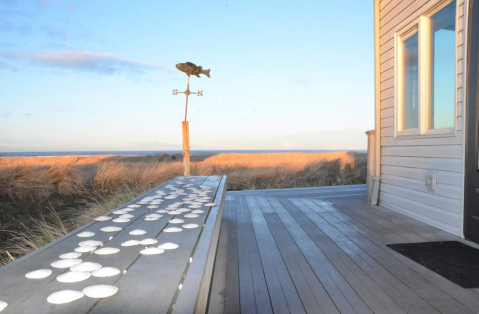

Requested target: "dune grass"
[{"left": 0, "top": 152, "right": 366, "bottom": 267}]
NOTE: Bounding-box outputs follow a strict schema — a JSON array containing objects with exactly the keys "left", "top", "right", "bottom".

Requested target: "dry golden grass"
[{"left": 0, "top": 152, "right": 366, "bottom": 266}]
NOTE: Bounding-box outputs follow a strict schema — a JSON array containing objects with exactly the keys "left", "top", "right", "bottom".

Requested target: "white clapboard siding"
[
  {"left": 380, "top": 193, "right": 461, "bottom": 235},
  {"left": 382, "top": 165, "right": 463, "bottom": 186},
  {"left": 377, "top": 0, "right": 466, "bottom": 237},
  {"left": 381, "top": 174, "right": 462, "bottom": 201},
  {"left": 381, "top": 155, "right": 463, "bottom": 172}
]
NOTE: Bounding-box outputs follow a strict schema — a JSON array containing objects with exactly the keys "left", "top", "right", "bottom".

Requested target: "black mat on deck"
[{"left": 387, "top": 241, "right": 479, "bottom": 288}]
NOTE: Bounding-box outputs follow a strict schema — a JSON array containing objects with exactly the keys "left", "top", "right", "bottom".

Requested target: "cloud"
[
  {"left": 0, "top": 50, "right": 164, "bottom": 74},
  {"left": 2, "top": 112, "right": 12, "bottom": 118}
]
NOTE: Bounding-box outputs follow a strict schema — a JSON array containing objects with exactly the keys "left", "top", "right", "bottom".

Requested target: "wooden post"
[{"left": 182, "top": 121, "right": 191, "bottom": 176}]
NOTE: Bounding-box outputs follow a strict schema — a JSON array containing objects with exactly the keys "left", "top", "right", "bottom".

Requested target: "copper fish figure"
[{"left": 176, "top": 62, "right": 210, "bottom": 78}]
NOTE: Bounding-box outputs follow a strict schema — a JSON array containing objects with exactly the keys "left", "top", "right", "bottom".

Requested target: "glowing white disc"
[
  {"left": 79, "top": 240, "right": 102, "bottom": 247},
  {"left": 77, "top": 231, "right": 95, "bottom": 238},
  {"left": 158, "top": 242, "right": 179, "bottom": 250},
  {"left": 191, "top": 210, "right": 205, "bottom": 214},
  {"left": 60, "top": 252, "right": 82, "bottom": 259},
  {"left": 70, "top": 262, "right": 102, "bottom": 272},
  {"left": 92, "top": 267, "right": 120, "bottom": 277},
  {"left": 112, "top": 210, "right": 127, "bottom": 215},
  {"left": 140, "top": 247, "right": 164, "bottom": 255},
  {"left": 140, "top": 238, "right": 158, "bottom": 245},
  {"left": 25, "top": 269, "right": 52, "bottom": 279},
  {"left": 126, "top": 204, "right": 140, "bottom": 208},
  {"left": 51, "top": 259, "right": 82, "bottom": 269},
  {"left": 100, "top": 226, "right": 122, "bottom": 232},
  {"left": 83, "top": 285, "right": 118, "bottom": 299},
  {"left": 204, "top": 203, "right": 217, "bottom": 207},
  {"left": 74, "top": 246, "right": 96, "bottom": 253},
  {"left": 113, "top": 218, "right": 130, "bottom": 223},
  {"left": 164, "top": 227, "right": 182, "bottom": 233},
  {"left": 184, "top": 214, "right": 199, "bottom": 218},
  {"left": 95, "top": 216, "right": 111, "bottom": 221},
  {"left": 156, "top": 209, "right": 168, "bottom": 213},
  {"left": 129, "top": 229, "right": 147, "bottom": 235},
  {"left": 121, "top": 240, "right": 140, "bottom": 246},
  {"left": 119, "top": 214, "right": 134, "bottom": 219},
  {"left": 183, "top": 223, "right": 199, "bottom": 229},
  {"left": 94, "top": 247, "right": 120, "bottom": 255},
  {"left": 47, "top": 290, "right": 84, "bottom": 304},
  {"left": 169, "top": 219, "right": 184, "bottom": 224},
  {"left": 57, "top": 271, "right": 91, "bottom": 283}
]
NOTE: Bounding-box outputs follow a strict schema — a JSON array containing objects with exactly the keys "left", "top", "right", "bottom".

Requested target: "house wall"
[{"left": 377, "top": 0, "right": 467, "bottom": 236}]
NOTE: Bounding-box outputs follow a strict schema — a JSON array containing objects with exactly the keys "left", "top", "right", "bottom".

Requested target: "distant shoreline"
[{"left": 0, "top": 149, "right": 367, "bottom": 158}]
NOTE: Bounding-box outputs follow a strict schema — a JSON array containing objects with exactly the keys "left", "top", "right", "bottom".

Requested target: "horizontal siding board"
[
  {"left": 380, "top": 58, "right": 394, "bottom": 73},
  {"left": 381, "top": 174, "right": 462, "bottom": 201},
  {"left": 381, "top": 77, "right": 394, "bottom": 90},
  {"left": 380, "top": 67, "right": 394, "bottom": 82},
  {"left": 381, "top": 88, "right": 394, "bottom": 100},
  {"left": 380, "top": 0, "right": 430, "bottom": 38},
  {"left": 381, "top": 156, "right": 463, "bottom": 172},
  {"left": 381, "top": 0, "right": 403, "bottom": 19},
  {"left": 381, "top": 107, "right": 394, "bottom": 119},
  {"left": 381, "top": 165, "right": 463, "bottom": 186},
  {"left": 381, "top": 117, "right": 394, "bottom": 128},
  {"left": 379, "top": 189, "right": 461, "bottom": 226},
  {"left": 380, "top": 0, "right": 395, "bottom": 11},
  {"left": 381, "top": 127, "right": 394, "bottom": 137},
  {"left": 380, "top": 0, "right": 415, "bottom": 28},
  {"left": 380, "top": 48, "right": 394, "bottom": 62},
  {"left": 380, "top": 38, "right": 394, "bottom": 55},
  {"left": 382, "top": 145, "right": 462, "bottom": 158},
  {"left": 381, "top": 133, "right": 462, "bottom": 146},
  {"left": 381, "top": 97, "right": 394, "bottom": 109},
  {"left": 379, "top": 194, "right": 461, "bottom": 236}
]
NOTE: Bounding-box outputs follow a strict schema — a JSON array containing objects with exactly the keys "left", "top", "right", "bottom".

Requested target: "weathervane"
[{"left": 172, "top": 62, "right": 210, "bottom": 176}]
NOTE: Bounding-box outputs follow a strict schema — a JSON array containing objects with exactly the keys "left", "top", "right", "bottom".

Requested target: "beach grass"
[{"left": 0, "top": 152, "right": 366, "bottom": 266}]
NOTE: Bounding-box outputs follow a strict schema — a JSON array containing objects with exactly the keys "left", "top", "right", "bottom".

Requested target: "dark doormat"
[{"left": 387, "top": 241, "right": 479, "bottom": 288}]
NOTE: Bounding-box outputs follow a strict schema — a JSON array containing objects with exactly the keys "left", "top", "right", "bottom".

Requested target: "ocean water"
[{"left": 0, "top": 150, "right": 366, "bottom": 157}]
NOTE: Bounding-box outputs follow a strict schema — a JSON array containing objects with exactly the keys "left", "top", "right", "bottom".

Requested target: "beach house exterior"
[{"left": 370, "top": 0, "right": 479, "bottom": 242}]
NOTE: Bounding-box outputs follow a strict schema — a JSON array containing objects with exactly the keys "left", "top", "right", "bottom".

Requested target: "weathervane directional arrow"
[{"left": 172, "top": 76, "right": 203, "bottom": 121}]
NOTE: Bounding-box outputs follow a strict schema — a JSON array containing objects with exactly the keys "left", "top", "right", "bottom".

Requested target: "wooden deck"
[{"left": 207, "top": 185, "right": 479, "bottom": 314}]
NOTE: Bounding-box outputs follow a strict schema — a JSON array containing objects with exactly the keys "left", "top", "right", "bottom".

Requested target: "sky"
[{"left": 0, "top": 0, "right": 374, "bottom": 152}]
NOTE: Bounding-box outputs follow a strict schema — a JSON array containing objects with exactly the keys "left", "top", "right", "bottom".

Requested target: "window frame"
[
  {"left": 395, "top": 24, "right": 421, "bottom": 137},
  {"left": 393, "top": 0, "right": 458, "bottom": 139}
]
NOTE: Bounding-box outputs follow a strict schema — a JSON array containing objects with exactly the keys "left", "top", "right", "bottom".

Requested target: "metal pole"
[{"left": 185, "top": 76, "right": 189, "bottom": 121}]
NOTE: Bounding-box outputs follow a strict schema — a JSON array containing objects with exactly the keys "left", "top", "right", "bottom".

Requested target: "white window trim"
[
  {"left": 394, "top": 0, "right": 458, "bottom": 139},
  {"left": 394, "top": 24, "right": 421, "bottom": 137}
]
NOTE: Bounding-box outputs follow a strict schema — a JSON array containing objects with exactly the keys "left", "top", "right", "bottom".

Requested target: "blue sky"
[{"left": 0, "top": 0, "right": 374, "bottom": 152}]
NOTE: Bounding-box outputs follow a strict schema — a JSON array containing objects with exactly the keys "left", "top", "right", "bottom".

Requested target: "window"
[
  {"left": 403, "top": 33, "right": 419, "bottom": 130},
  {"left": 429, "top": 1, "right": 456, "bottom": 130},
  {"left": 394, "top": 0, "right": 457, "bottom": 138}
]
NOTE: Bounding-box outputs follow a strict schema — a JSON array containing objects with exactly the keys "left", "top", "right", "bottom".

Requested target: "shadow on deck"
[{"left": 207, "top": 184, "right": 479, "bottom": 314}]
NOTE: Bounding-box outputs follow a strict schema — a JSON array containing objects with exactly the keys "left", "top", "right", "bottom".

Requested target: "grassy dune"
[{"left": 0, "top": 152, "right": 366, "bottom": 266}]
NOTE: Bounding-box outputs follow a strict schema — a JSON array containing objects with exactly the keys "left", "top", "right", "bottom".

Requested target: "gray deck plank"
[
  {"left": 223, "top": 198, "right": 241, "bottom": 314},
  {"left": 312, "top": 200, "right": 477, "bottom": 314},
  {"left": 267, "top": 197, "right": 373, "bottom": 314},
  {"left": 291, "top": 198, "right": 438, "bottom": 314},
  {"left": 334, "top": 201, "right": 432, "bottom": 243},
  {"left": 282, "top": 198, "right": 406, "bottom": 314},
  {"left": 235, "top": 196, "right": 258, "bottom": 314},
  {"left": 263, "top": 213, "right": 334, "bottom": 314},
  {"left": 236, "top": 196, "right": 273, "bottom": 314},
  {"left": 246, "top": 196, "right": 305, "bottom": 314},
  {"left": 2, "top": 176, "right": 185, "bottom": 314}
]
